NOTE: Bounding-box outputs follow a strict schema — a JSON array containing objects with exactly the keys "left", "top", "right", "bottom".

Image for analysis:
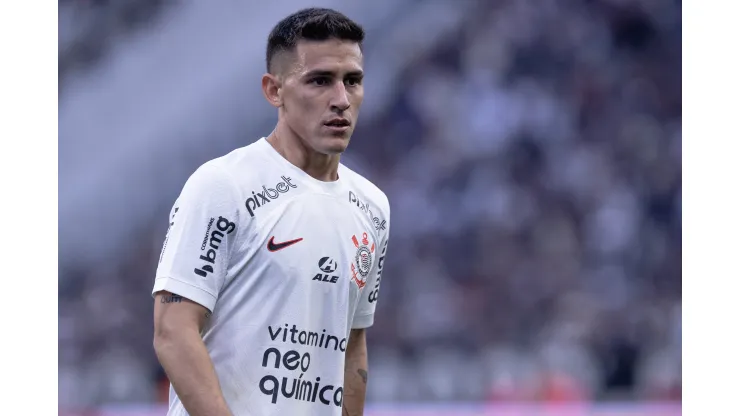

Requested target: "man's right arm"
[
  {"left": 151, "top": 163, "right": 241, "bottom": 416},
  {"left": 153, "top": 291, "right": 232, "bottom": 416}
]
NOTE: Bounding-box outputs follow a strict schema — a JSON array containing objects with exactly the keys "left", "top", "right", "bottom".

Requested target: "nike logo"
[{"left": 267, "top": 236, "right": 303, "bottom": 252}]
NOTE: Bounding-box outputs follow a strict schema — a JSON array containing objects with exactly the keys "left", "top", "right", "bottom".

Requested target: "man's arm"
[
  {"left": 342, "top": 328, "right": 369, "bottom": 416},
  {"left": 153, "top": 291, "right": 232, "bottom": 416}
]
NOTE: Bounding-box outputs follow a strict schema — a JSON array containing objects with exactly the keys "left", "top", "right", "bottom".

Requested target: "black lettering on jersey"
[
  {"left": 368, "top": 239, "right": 388, "bottom": 303},
  {"left": 194, "top": 216, "right": 236, "bottom": 278},
  {"left": 312, "top": 257, "right": 340, "bottom": 284},
  {"left": 200, "top": 217, "right": 215, "bottom": 250},
  {"left": 245, "top": 176, "right": 297, "bottom": 217},
  {"left": 312, "top": 273, "right": 340, "bottom": 283},
  {"left": 349, "top": 191, "right": 387, "bottom": 231},
  {"left": 259, "top": 374, "right": 342, "bottom": 407},
  {"left": 261, "top": 348, "right": 311, "bottom": 372}
]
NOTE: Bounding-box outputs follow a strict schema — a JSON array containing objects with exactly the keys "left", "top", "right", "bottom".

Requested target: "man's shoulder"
[
  {"left": 340, "top": 163, "right": 390, "bottom": 216},
  {"left": 189, "top": 140, "right": 272, "bottom": 186},
  {"left": 204, "top": 140, "right": 270, "bottom": 174}
]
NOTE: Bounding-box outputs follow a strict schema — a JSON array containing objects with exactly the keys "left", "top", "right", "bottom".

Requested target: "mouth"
[{"left": 324, "top": 119, "right": 351, "bottom": 132}]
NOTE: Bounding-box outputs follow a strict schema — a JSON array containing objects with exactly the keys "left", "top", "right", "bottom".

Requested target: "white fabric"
[{"left": 153, "top": 138, "right": 390, "bottom": 415}]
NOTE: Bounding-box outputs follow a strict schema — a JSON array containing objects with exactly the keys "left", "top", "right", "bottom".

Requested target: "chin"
[
  {"left": 323, "top": 143, "right": 348, "bottom": 155},
  {"left": 318, "top": 136, "right": 350, "bottom": 155}
]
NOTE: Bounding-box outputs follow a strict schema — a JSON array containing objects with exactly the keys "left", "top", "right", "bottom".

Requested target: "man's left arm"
[
  {"left": 342, "top": 328, "right": 368, "bottom": 416},
  {"left": 344, "top": 199, "right": 390, "bottom": 415}
]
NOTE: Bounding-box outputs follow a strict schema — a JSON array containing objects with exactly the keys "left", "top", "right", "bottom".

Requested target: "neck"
[{"left": 267, "top": 123, "right": 340, "bottom": 182}]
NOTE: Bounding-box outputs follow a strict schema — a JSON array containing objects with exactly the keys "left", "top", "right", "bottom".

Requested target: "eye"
[
  {"left": 310, "top": 77, "right": 330, "bottom": 86},
  {"left": 345, "top": 77, "right": 362, "bottom": 87}
]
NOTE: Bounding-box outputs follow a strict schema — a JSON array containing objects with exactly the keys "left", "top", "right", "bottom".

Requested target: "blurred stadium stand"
[
  {"left": 58, "top": 0, "right": 172, "bottom": 89},
  {"left": 59, "top": 0, "right": 681, "bottom": 412}
]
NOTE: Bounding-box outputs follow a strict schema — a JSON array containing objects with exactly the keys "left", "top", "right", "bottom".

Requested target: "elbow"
[
  {"left": 153, "top": 322, "right": 179, "bottom": 356},
  {"left": 153, "top": 320, "right": 201, "bottom": 357},
  {"left": 152, "top": 330, "right": 171, "bottom": 357},
  {"left": 153, "top": 330, "right": 188, "bottom": 365}
]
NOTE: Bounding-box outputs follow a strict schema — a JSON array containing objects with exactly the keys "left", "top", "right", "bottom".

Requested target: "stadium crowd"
[
  {"left": 58, "top": 0, "right": 681, "bottom": 407},
  {"left": 58, "top": 0, "right": 170, "bottom": 88}
]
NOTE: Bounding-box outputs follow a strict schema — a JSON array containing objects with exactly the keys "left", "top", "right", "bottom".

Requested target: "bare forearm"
[
  {"left": 155, "top": 331, "right": 232, "bottom": 416},
  {"left": 343, "top": 329, "right": 368, "bottom": 416}
]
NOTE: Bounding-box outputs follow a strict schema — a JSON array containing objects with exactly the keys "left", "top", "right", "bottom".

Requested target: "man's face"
[{"left": 279, "top": 39, "right": 364, "bottom": 155}]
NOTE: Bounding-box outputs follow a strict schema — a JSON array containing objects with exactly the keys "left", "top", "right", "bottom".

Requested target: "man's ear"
[{"left": 261, "top": 73, "right": 282, "bottom": 108}]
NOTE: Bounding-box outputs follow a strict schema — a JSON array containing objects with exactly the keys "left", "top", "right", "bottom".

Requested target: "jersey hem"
[
  {"left": 352, "top": 313, "right": 375, "bottom": 329},
  {"left": 152, "top": 276, "right": 218, "bottom": 312}
]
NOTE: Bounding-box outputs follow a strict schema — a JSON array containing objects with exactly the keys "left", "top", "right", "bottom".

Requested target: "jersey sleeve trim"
[
  {"left": 152, "top": 276, "right": 218, "bottom": 313},
  {"left": 352, "top": 312, "right": 375, "bottom": 329}
]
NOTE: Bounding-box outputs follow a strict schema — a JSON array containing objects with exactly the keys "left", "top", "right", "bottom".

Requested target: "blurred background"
[{"left": 58, "top": 0, "right": 681, "bottom": 414}]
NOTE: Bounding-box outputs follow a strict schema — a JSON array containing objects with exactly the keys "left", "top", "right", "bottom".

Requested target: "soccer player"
[{"left": 151, "top": 7, "right": 390, "bottom": 416}]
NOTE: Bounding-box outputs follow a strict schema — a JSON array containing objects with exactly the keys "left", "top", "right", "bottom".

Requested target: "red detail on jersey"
[{"left": 350, "top": 263, "right": 366, "bottom": 288}]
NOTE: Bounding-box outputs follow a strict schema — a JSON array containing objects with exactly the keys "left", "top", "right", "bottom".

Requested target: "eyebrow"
[{"left": 304, "top": 69, "right": 364, "bottom": 79}]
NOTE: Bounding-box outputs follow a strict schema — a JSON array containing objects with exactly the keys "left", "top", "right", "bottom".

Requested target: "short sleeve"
[
  {"left": 352, "top": 212, "right": 390, "bottom": 329},
  {"left": 152, "top": 164, "right": 241, "bottom": 312}
]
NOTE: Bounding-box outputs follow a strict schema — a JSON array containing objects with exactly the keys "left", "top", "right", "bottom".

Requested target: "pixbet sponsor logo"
[
  {"left": 194, "top": 216, "right": 236, "bottom": 278},
  {"left": 312, "top": 257, "right": 340, "bottom": 284},
  {"left": 245, "top": 176, "right": 297, "bottom": 217},
  {"left": 348, "top": 191, "right": 387, "bottom": 231}
]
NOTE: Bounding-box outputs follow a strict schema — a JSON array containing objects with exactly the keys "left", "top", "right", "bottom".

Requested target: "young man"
[{"left": 151, "top": 7, "right": 390, "bottom": 416}]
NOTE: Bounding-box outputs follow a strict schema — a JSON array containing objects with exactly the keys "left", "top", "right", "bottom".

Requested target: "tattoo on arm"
[
  {"left": 357, "top": 369, "right": 367, "bottom": 385},
  {"left": 160, "top": 295, "right": 183, "bottom": 304},
  {"left": 205, "top": 311, "right": 212, "bottom": 319}
]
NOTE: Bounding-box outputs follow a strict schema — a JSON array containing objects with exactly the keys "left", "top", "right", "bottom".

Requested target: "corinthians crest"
[{"left": 350, "top": 232, "right": 375, "bottom": 288}]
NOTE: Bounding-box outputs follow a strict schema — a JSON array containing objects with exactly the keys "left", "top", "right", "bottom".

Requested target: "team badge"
[{"left": 350, "top": 232, "right": 375, "bottom": 288}]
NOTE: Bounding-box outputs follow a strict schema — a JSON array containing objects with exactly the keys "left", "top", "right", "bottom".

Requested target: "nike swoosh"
[{"left": 267, "top": 236, "right": 304, "bottom": 252}]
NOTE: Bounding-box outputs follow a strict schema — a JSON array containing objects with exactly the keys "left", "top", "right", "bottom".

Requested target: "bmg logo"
[{"left": 194, "top": 216, "right": 236, "bottom": 277}]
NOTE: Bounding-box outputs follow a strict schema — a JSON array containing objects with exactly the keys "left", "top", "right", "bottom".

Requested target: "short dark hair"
[{"left": 266, "top": 8, "right": 365, "bottom": 73}]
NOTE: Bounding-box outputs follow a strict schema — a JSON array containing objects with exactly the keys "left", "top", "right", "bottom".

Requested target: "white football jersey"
[{"left": 152, "top": 138, "right": 390, "bottom": 416}]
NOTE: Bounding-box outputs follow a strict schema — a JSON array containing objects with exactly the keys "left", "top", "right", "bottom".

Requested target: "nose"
[{"left": 330, "top": 82, "right": 350, "bottom": 112}]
